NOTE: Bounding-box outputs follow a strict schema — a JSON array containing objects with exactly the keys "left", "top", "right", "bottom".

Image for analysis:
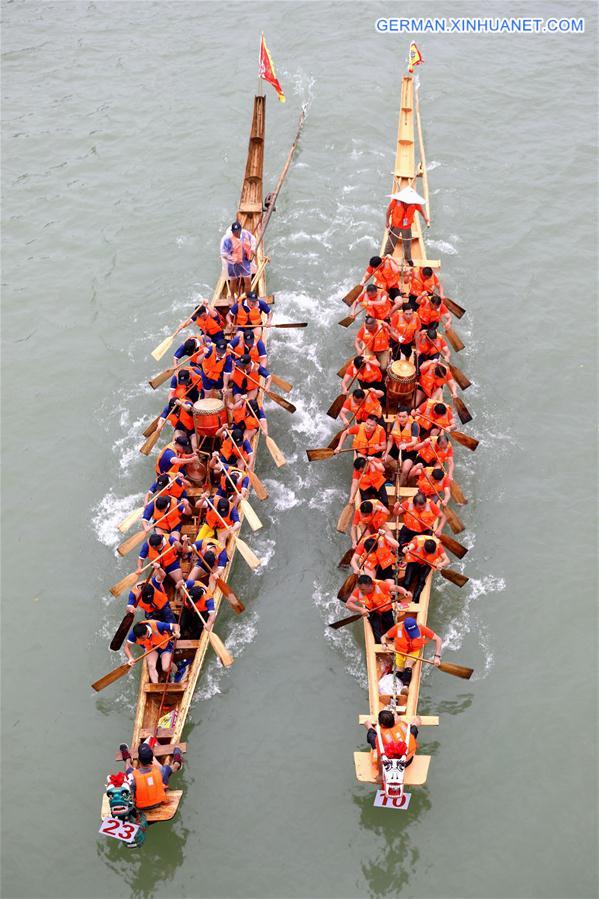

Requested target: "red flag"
[{"left": 258, "top": 34, "right": 286, "bottom": 103}]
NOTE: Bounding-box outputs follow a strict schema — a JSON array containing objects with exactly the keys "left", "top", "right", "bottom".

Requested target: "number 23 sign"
[{"left": 99, "top": 816, "right": 140, "bottom": 844}]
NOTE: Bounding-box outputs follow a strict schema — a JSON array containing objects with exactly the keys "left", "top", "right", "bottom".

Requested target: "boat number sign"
[
  {"left": 373, "top": 791, "right": 412, "bottom": 810},
  {"left": 99, "top": 817, "right": 141, "bottom": 843}
]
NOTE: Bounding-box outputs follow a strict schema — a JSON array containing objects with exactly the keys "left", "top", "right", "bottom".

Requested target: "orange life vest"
[
  {"left": 195, "top": 310, "right": 224, "bottom": 336},
  {"left": 137, "top": 583, "right": 170, "bottom": 614},
  {"left": 173, "top": 367, "right": 202, "bottom": 398},
  {"left": 347, "top": 359, "right": 382, "bottom": 384},
  {"left": 357, "top": 537, "right": 396, "bottom": 571},
  {"left": 202, "top": 348, "right": 229, "bottom": 381},
  {"left": 417, "top": 297, "right": 448, "bottom": 325},
  {"left": 235, "top": 303, "right": 263, "bottom": 328},
  {"left": 357, "top": 580, "right": 394, "bottom": 614},
  {"left": 206, "top": 505, "right": 234, "bottom": 530},
  {"left": 417, "top": 331, "right": 447, "bottom": 357},
  {"left": 404, "top": 534, "right": 444, "bottom": 566},
  {"left": 390, "top": 417, "right": 418, "bottom": 449},
  {"left": 352, "top": 423, "right": 386, "bottom": 455},
  {"left": 355, "top": 461, "right": 386, "bottom": 492},
  {"left": 417, "top": 437, "right": 453, "bottom": 466},
  {"left": 343, "top": 390, "right": 383, "bottom": 423},
  {"left": 368, "top": 256, "right": 401, "bottom": 291},
  {"left": 401, "top": 498, "right": 440, "bottom": 532},
  {"left": 410, "top": 268, "right": 439, "bottom": 296},
  {"left": 167, "top": 402, "right": 194, "bottom": 432},
  {"left": 377, "top": 720, "right": 418, "bottom": 760},
  {"left": 185, "top": 580, "right": 212, "bottom": 613},
  {"left": 230, "top": 233, "right": 252, "bottom": 264},
  {"left": 231, "top": 363, "right": 261, "bottom": 392},
  {"left": 163, "top": 473, "right": 186, "bottom": 499},
  {"left": 416, "top": 401, "right": 454, "bottom": 432},
  {"left": 419, "top": 360, "right": 450, "bottom": 398},
  {"left": 360, "top": 289, "right": 392, "bottom": 321},
  {"left": 388, "top": 200, "right": 422, "bottom": 230},
  {"left": 155, "top": 443, "right": 177, "bottom": 476},
  {"left": 390, "top": 310, "right": 421, "bottom": 343},
  {"left": 358, "top": 323, "right": 390, "bottom": 352},
  {"left": 133, "top": 765, "right": 167, "bottom": 810},
  {"left": 231, "top": 340, "right": 261, "bottom": 363},
  {"left": 355, "top": 500, "right": 390, "bottom": 532},
  {"left": 152, "top": 497, "right": 183, "bottom": 531},
  {"left": 134, "top": 619, "right": 172, "bottom": 652},
  {"left": 219, "top": 466, "right": 245, "bottom": 494},
  {"left": 148, "top": 539, "right": 179, "bottom": 569},
  {"left": 417, "top": 467, "right": 450, "bottom": 498},
  {"left": 219, "top": 436, "right": 249, "bottom": 464}
]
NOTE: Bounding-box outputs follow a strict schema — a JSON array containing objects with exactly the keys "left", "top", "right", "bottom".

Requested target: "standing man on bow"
[
  {"left": 220, "top": 220, "right": 256, "bottom": 297},
  {"left": 384, "top": 186, "right": 430, "bottom": 263}
]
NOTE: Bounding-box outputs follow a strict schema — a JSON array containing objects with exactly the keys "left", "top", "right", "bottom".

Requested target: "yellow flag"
[{"left": 408, "top": 42, "right": 423, "bottom": 74}]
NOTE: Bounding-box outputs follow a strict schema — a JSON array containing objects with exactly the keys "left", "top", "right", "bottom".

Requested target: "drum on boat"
[
  {"left": 386, "top": 360, "right": 416, "bottom": 408},
  {"left": 193, "top": 398, "right": 226, "bottom": 437}
]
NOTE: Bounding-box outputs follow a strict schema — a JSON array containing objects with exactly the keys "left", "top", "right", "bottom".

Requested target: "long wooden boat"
[
  {"left": 101, "top": 93, "right": 273, "bottom": 822},
  {"left": 341, "top": 74, "right": 466, "bottom": 794}
]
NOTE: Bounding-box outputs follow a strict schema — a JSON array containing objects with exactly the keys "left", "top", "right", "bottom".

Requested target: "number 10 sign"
[{"left": 99, "top": 816, "right": 140, "bottom": 844}]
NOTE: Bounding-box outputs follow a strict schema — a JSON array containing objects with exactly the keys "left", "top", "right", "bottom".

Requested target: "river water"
[{"left": 1, "top": 3, "right": 597, "bottom": 898}]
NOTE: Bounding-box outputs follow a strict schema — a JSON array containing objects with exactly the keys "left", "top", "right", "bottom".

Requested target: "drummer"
[
  {"left": 199, "top": 339, "right": 233, "bottom": 398},
  {"left": 355, "top": 316, "right": 391, "bottom": 371},
  {"left": 229, "top": 329, "right": 267, "bottom": 367},
  {"left": 383, "top": 407, "right": 420, "bottom": 485},
  {"left": 389, "top": 303, "right": 421, "bottom": 360},
  {"left": 341, "top": 355, "right": 385, "bottom": 394},
  {"left": 155, "top": 435, "right": 204, "bottom": 483}
]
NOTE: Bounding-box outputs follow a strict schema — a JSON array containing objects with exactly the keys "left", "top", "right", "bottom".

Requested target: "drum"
[
  {"left": 386, "top": 360, "right": 416, "bottom": 408},
  {"left": 193, "top": 398, "right": 226, "bottom": 437}
]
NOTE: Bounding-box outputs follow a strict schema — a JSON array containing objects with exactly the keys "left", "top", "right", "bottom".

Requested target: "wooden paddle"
[
  {"left": 151, "top": 301, "right": 207, "bottom": 362},
  {"left": 117, "top": 504, "right": 187, "bottom": 556},
  {"left": 244, "top": 400, "right": 286, "bottom": 468},
  {"left": 223, "top": 429, "right": 269, "bottom": 499},
  {"left": 339, "top": 306, "right": 365, "bottom": 328},
  {"left": 91, "top": 635, "right": 172, "bottom": 692},
  {"left": 190, "top": 547, "right": 245, "bottom": 614},
  {"left": 338, "top": 546, "right": 354, "bottom": 569},
  {"left": 336, "top": 503, "right": 354, "bottom": 535},
  {"left": 149, "top": 353, "right": 200, "bottom": 390},
  {"left": 336, "top": 357, "right": 353, "bottom": 379},
  {"left": 421, "top": 468, "right": 465, "bottom": 535},
  {"left": 416, "top": 411, "right": 479, "bottom": 452},
  {"left": 203, "top": 497, "right": 261, "bottom": 570},
  {"left": 181, "top": 584, "right": 233, "bottom": 668},
  {"left": 445, "top": 326, "right": 465, "bottom": 353},
  {"left": 407, "top": 549, "right": 469, "bottom": 587},
  {"left": 140, "top": 428, "right": 162, "bottom": 456},
  {"left": 443, "top": 297, "right": 466, "bottom": 319},
  {"left": 220, "top": 465, "right": 262, "bottom": 532},
  {"left": 262, "top": 322, "right": 307, "bottom": 329},
  {"left": 342, "top": 283, "right": 365, "bottom": 307},
  {"left": 306, "top": 446, "right": 355, "bottom": 462},
  {"left": 143, "top": 412, "right": 162, "bottom": 438},
  {"left": 450, "top": 481, "right": 467, "bottom": 506},
  {"left": 110, "top": 612, "right": 135, "bottom": 652},
  {"left": 328, "top": 593, "right": 404, "bottom": 630},
  {"left": 231, "top": 362, "right": 296, "bottom": 415},
  {"left": 109, "top": 546, "right": 175, "bottom": 598},
  {"left": 427, "top": 334, "right": 470, "bottom": 390},
  {"left": 398, "top": 499, "right": 467, "bottom": 559},
  {"left": 270, "top": 373, "right": 293, "bottom": 393},
  {"left": 117, "top": 477, "right": 178, "bottom": 533},
  {"left": 453, "top": 396, "right": 473, "bottom": 425},
  {"left": 379, "top": 650, "right": 473, "bottom": 680}
]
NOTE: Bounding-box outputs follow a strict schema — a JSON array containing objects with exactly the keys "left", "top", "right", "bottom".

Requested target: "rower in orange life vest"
[
  {"left": 351, "top": 499, "right": 391, "bottom": 548},
  {"left": 168, "top": 367, "right": 203, "bottom": 406},
  {"left": 416, "top": 293, "right": 451, "bottom": 331},
  {"left": 196, "top": 494, "right": 241, "bottom": 543},
  {"left": 351, "top": 283, "right": 393, "bottom": 322},
  {"left": 341, "top": 354, "right": 384, "bottom": 394},
  {"left": 180, "top": 581, "right": 216, "bottom": 639},
  {"left": 414, "top": 399, "right": 456, "bottom": 437},
  {"left": 350, "top": 532, "right": 400, "bottom": 581},
  {"left": 381, "top": 616, "right": 443, "bottom": 686},
  {"left": 228, "top": 396, "right": 267, "bottom": 442},
  {"left": 416, "top": 327, "right": 450, "bottom": 365},
  {"left": 384, "top": 407, "right": 420, "bottom": 484},
  {"left": 401, "top": 535, "right": 450, "bottom": 603},
  {"left": 355, "top": 315, "right": 391, "bottom": 371},
  {"left": 209, "top": 455, "right": 251, "bottom": 509},
  {"left": 126, "top": 564, "right": 176, "bottom": 624},
  {"left": 155, "top": 435, "right": 206, "bottom": 485},
  {"left": 220, "top": 220, "right": 256, "bottom": 297},
  {"left": 410, "top": 265, "right": 444, "bottom": 301},
  {"left": 171, "top": 335, "right": 206, "bottom": 369},
  {"left": 144, "top": 471, "right": 192, "bottom": 510},
  {"left": 384, "top": 187, "right": 430, "bottom": 262},
  {"left": 183, "top": 304, "right": 225, "bottom": 343},
  {"left": 119, "top": 739, "right": 183, "bottom": 812},
  {"left": 137, "top": 532, "right": 184, "bottom": 590},
  {"left": 415, "top": 360, "right": 458, "bottom": 407},
  {"left": 229, "top": 328, "right": 267, "bottom": 366},
  {"left": 349, "top": 457, "right": 389, "bottom": 507},
  {"left": 228, "top": 353, "right": 271, "bottom": 402},
  {"left": 198, "top": 339, "right": 233, "bottom": 398},
  {"left": 361, "top": 255, "right": 402, "bottom": 293},
  {"left": 155, "top": 396, "right": 197, "bottom": 451},
  {"left": 414, "top": 433, "right": 454, "bottom": 479},
  {"left": 334, "top": 413, "right": 387, "bottom": 458},
  {"left": 389, "top": 302, "right": 421, "bottom": 360},
  {"left": 344, "top": 574, "right": 411, "bottom": 643},
  {"left": 410, "top": 463, "right": 451, "bottom": 505},
  {"left": 393, "top": 490, "right": 446, "bottom": 549},
  {"left": 340, "top": 387, "right": 384, "bottom": 426},
  {"left": 216, "top": 426, "right": 253, "bottom": 469},
  {"left": 362, "top": 708, "right": 421, "bottom": 763},
  {"left": 141, "top": 493, "right": 192, "bottom": 541},
  {"left": 124, "top": 618, "right": 180, "bottom": 684},
  {"left": 188, "top": 536, "right": 229, "bottom": 591},
  {"left": 227, "top": 291, "right": 271, "bottom": 341}
]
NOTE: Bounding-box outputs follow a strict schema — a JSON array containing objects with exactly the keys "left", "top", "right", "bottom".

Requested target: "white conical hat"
[{"left": 387, "top": 186, "right": 426, "bottom": 205}]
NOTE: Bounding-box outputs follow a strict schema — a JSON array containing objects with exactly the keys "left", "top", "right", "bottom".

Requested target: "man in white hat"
[{"left": 385, "top": 187, "right": 430, "bottom": 263}]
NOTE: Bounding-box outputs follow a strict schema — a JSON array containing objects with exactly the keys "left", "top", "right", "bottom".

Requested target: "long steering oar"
[
  {"left": 180, "top": 584, "right": 233, "bottom": 668},
  {"left": 222, "top": 428, "right": 269, "bottom": 500},
  {"left": 202, "top": 497, "right": 261, "bottom": 571},
  {"left": 92, "top": 635, "right": 172, "bottom": 692},
  {"left": 220, "top": 464, "right": 263, "bottom": 532}
]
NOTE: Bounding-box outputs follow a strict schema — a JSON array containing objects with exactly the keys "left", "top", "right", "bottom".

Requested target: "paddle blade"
[
  {"left": 449, "top": 363, "right": 471, "bottom": 391},
  {"left": 328, "top": 612, "right": 362, "bottom": 630},
  {"left": 439, "top": 533, "right": 468, "bottom": 560},
  {"left": 337, "top": 360, "right": 351, "bottom": 379},
  {"left": 445, "top": 505, "right": 465, "bottom": 535},
  {"left": 117, "top": 506, "right": 144, "bottom": 534},
  {"left": 272, "top": 322, "right": 307, "bottom": 329},
  {"left": 140, "top": 429, "right": 161, "bottom": 456},
  {"left": 444, "top": 297, "right": 465, "bottom": 319},
  {"left": 110, "top": 613, "right": 135, "bottom": 651},
  {"left": 450, "top": 481, "right": 468, "bottom": 506},
  {"left": 342, "top": 283, "right": 362, "bottom": 307},
  {"left": 338, "top": 547, "right": 354, "bottom": 569},
  {"left": 117, "top": 528, "right": 147, "bottom": 557},
  {"left": 151, "top": 335, "right": 174, "bottom": 362},
  {"left": 110, "top": 571, "right": 139, "bottom": 598},
  {"left": 143, "top": 414, "right": 161, "bottom": 438},
  {"left": 207, "top": 630, "right": 234, "bottom": 668},
  {"left": 266, "top": 390, "right": 296, "bottom": 414},
  {"left": 91, "top": 662, "right": 131, "bottom": 693},
  {"left": 149, "top": 367, "right": 174, "bottom": 390},
  {"left": 216, "top": 577, "right": 245, "bottom": 614},
  {"left": 441, "top": 568, "right": 469, "bottom": 588},
  {"left": 306, "top": 447, "right": 335, "bottom": 462},
  {"left": 240, "top": 498, "right": 262, "bottom": 532},
  {"left": 337, "top": 572, "right": 357, "bottom": 601},
  {"left": 328, "top": 429, "right": 344, "bottom": 451},
  {"left": 270, "top": 373, "right": 293, "bottom": 393},
  {"left": 337, "top": 503, "right": 354, "bottom": 535},
  {"left": 247, "top": 468, "right": 269, "bottom": 501},
  {"left": 438, "top": 660, "right": 473, "bottom": 679},
  {"left": 265, "top": 435, "right": 286, "bottom": 467},
  {"left": 454, "top": 397, "right": 472, "bottom": 425},
  {"left": 235, "top": 536, "right": 261, "bottom": 570},
  {"left": 327, "top": 394, "right": 346, "bottom": 420},
  {"left": 445, "top": 327, "right": 465, "bottom": 353},
  {"left": 451, "top": 430, "right": 479, "bottom": 452},
  {"left": 338, "top": 315, "right": 356, "bottom": 328}
]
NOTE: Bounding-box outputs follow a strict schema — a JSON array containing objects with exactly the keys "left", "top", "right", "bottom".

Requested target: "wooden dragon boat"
[{"left": 101, "top": 92, "right": 279, "bottom": 823}]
